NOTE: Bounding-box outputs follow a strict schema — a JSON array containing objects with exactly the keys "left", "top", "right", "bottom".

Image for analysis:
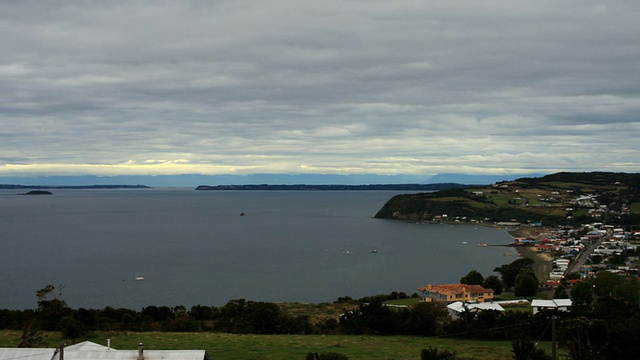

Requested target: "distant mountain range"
[{"left": 0, "top": 173, "right": 547, "bottom": 187}]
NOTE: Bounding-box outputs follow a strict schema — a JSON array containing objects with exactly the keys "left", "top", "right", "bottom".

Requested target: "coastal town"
[
  {"left": 396, "top": 173, "right": 640, "bottom": 320},
  {"left": 513, "top": 223, "right": 638, "bottom": 287}
]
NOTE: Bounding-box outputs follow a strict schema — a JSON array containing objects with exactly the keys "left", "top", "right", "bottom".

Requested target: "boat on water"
[
  {"left": 371, "top": 249, "right": 378, "bottom": 253},
  {"left": 477, "top": 243, "right": 489, "bottom": 247},
  {"left": 462, "top": 241, "right": 468, "bottom": 245},
  {"left": 342, "top": 251, "right": 353, "bottom": 255},
  {"left": 135, "top": 275, "right": 144, "bottom": 281}
]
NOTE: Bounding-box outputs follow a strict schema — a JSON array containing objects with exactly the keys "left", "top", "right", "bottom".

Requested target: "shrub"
[
  {"left": 305, "top": 352, "right": 349, "bottom": 360},
  {"left": 420, "top": 347, "right": 456, "bottom": 360},
  {"left": 511, "top": 339, "right": 551, "bottom": 360}
]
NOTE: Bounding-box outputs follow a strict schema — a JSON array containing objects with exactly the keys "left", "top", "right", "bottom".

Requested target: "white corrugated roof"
[
  {"left": 553, "top": 299, "right": 572, "bottom": 307},
  {"left": 531, "top": 299, "right": 572, "bottom": 308},
  {"left": 54, "top": 350, "right": 206, "bottom": 360},
  {"left": 64, "top": 341, "right": 113, "bottom": 352},
  {"left": 447, "top": 301, "right": 504, "bottom": 313},
  {"left": 1, "top": 342, "right": 206, "bottom": 360},
  {"left": 531, "top": 299, "right": 555, "bottom": 307},
  {"left": 0, "top": 348, "right": 56, "bottom": 360}
]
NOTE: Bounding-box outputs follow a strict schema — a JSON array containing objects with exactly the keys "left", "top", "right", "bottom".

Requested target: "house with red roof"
[{"left": 417, "top": 284, "right": 494, "bottom": 303}]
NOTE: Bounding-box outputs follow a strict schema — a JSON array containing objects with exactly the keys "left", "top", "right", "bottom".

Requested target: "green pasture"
[
  {"left": 0, "top": 330, "right": 561, "bottom": 360},
  {"left": 383, "top": 298, "right": 420, "bottom": 307}
]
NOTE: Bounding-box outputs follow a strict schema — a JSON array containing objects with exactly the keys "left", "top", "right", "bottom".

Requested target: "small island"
[{"left": 22, "top": 190, "right": 53, "bottom": 195}]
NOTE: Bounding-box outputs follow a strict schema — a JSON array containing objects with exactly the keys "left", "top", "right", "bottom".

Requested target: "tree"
[
  {"left": 482, "top": 275, "right": 505, "bottom": 295},
  {"left": 606, "top": 313, "right": 640, "bottom": 359},
  {"left": 60, "top": 315, "right": 86, "bottom": 340},
  {"left": 190, "top": 305, "right": 216, "bottom": 320},
  {"left": 563, "top": 272, "right": 581, "bottom": 280},
  {"left": 514, "top": 268, "right": 538, "bottom": 297},
  {"left": 17, "top": 321, "right": 47, "bottom": 348},
  {"left": 553, "top": 284, "right": 569, "bottom": 299},
  {"left": 589, "top": 255, "right": 603, "bottom": 264},
  {"left": 494, "top": 258, "right": 535, "bottom": 288},
  {"left": 590, "top": 271, "right": 640, "bottom": 306},
  {"left": 591, "top": 296, "right": 632, "bottom": 323},
  {"left": 35, "top": 284, "right": 70, "bottom": 330},
  {"left": 559, "top": 317, "right": 607, "bottom": 360},
  {"left": 402, "top": 302, "right": 447, "bottom": 336},
  {"left": 460, "top": 270, "right": 484, "bottom": 285},
  {"left": 570, "top": 281, "right": 594, "bottom": 313}
]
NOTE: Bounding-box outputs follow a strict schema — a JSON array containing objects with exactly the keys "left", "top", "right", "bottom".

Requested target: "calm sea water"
[{"left": 0, "top": 189, "right": 517, "bottom": 310}]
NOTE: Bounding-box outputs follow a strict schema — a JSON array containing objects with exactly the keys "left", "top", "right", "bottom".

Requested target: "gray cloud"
[{"left": 1, "top": 0, "right": 639, "bottom": 176}]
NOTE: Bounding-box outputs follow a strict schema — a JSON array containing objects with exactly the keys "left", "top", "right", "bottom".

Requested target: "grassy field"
[
  {"left": 383, "top": 298, "right": 420, "bottom": 307},
  {"left": 0, "top": 330, "right": 561, "bottom": 360}
]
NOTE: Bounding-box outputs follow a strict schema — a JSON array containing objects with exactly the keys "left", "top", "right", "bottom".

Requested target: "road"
[{"left": 566, "top": 238, "right": 603, "bottom": 275}]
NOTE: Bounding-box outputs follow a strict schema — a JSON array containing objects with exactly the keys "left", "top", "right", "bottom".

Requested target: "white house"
[
  {"left": 446, "top": 301, "right": 504, "bottom": 319},
  {"left": 531, "top": 299, "right": 572, "bottom": 314}
]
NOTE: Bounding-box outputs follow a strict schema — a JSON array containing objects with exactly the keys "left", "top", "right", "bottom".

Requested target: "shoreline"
[
  {"left": 507, "top": 226, "right": 553, "bottom": 282},
  {"left": 420, "top": 220, "right": 555, "bottom": 282}
]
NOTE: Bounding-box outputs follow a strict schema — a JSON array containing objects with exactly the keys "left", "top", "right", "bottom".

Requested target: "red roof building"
[{"left": 418, "top": 284, "right": 494, "bottom": 303}]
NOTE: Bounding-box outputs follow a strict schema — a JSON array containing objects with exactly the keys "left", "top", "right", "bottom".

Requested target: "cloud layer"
[{"left": 1, "top": 1, "right": 639, "bottom": 176}]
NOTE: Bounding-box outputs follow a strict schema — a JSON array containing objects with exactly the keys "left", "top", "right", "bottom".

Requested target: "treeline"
[
  {"left": 4, "top": 268, "right": 640, "bottom": 358},
  {"left": 514, "top": 171, "right": 640, "bottom": 187},
  {"left": 0, "top": 295, "right": 549, "bottom": 339},
  {"left": 4, "top": 293, "right": 640, "bottom": 358},
  {"left": 2, "top": 290, "right": 419, "bottom": 341}
]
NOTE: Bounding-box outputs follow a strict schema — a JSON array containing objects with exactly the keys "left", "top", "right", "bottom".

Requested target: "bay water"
[{"left": 0, "top": 189, "right": 517, "bottom": 310}]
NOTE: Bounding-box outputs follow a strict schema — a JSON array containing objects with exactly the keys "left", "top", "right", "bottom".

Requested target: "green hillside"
[{"left": 375, "top": 172, "right": 640, "bottom": 227}]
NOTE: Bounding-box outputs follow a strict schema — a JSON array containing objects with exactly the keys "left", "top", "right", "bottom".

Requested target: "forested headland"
[{"left": 375, "top": 172, "right": 640, "bottom": 227}]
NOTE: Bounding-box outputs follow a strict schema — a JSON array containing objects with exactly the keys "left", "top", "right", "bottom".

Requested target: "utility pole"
[{"left": 551, "top": 315, "right": 557, "bottom": 360}]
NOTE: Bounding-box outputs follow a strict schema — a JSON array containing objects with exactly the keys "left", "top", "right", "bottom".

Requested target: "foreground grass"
[{"left": 0, "top": 330, "right": 560, "bottom": 360}]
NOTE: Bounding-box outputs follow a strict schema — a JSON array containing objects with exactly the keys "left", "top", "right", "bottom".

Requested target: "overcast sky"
[{"left": 1, "top": 1, "right": 639, "bottom": 177}]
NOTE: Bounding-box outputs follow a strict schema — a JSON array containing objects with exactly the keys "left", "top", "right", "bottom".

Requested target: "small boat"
[
  {"left": 477, "top": 243, "right": 489, "bottom": 247},
  {"left": 135, "top": 275, "right": 144, "bottom": 281},
  {"left": 462, "top": 242, "right": 468, "bottom": 245},
  {"left": 342, "top": 251, "right": 353, "bottom": 255},
  {"left": 371, "top": 249, "right": 378, "bottom": 253}
]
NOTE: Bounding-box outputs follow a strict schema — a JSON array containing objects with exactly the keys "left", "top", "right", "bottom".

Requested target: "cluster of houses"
[
  {"left": 515, "top": 222, "right": 639, "bottom": 285},
  {"left": 417, "top": 282, "right": 574, "bottom": 318},
  {"left": 417, "top": 283, "right": 504, "bottom": 319},
  {"left": 414, "top": 219, "right": 640, "bottom": 320}
]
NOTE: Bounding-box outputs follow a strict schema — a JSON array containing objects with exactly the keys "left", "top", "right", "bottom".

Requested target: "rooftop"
[
  {"left": 0, "top": 342, "right": 209, "bottom": 360},
  {"left": 418, "top": 284, "right": 494, "bottom": 294}
]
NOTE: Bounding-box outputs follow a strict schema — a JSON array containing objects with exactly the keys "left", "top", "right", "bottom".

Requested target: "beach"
[{"left": 508, "top": 227, "right": 554, "bottom": 282}]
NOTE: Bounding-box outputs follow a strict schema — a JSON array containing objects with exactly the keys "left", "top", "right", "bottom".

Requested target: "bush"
[
  {"left": 511, "top": 339, "right": 551, "bottom": 360},
  {"left": 305, "top": 352, "right": 349, "bottom": 360},
  {"left": 420, "top": 347, "right": 456, "bottom": 360}
]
